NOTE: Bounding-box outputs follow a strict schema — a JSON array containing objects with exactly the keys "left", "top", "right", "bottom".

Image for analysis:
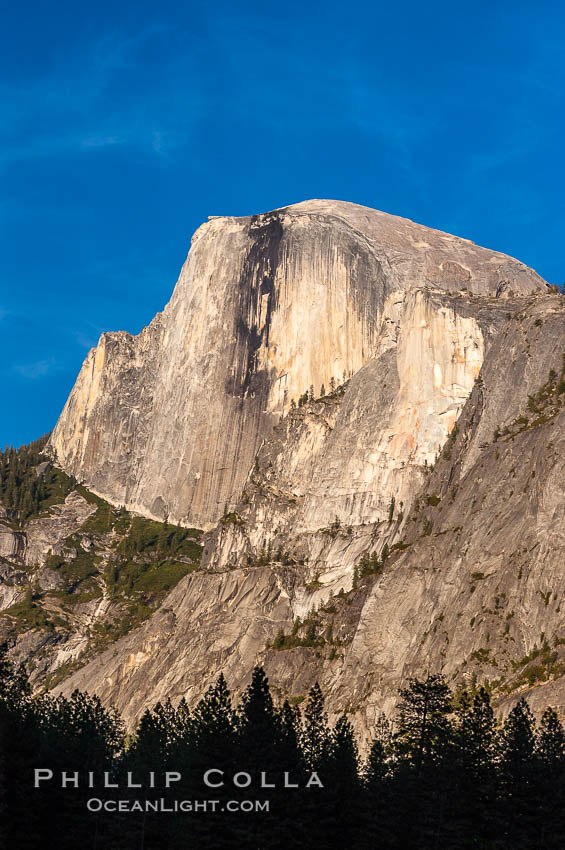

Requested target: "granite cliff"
[
  {"left": 48, "top": 200, "right": 544, "bottom": 529},
  {"left": 3, "top": 200, "right": 564, "bottom": 737}
]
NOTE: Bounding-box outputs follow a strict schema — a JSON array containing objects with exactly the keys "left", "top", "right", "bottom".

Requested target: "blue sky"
[{"left": 1, "top": 0, "right": 563, "bottom": 446}]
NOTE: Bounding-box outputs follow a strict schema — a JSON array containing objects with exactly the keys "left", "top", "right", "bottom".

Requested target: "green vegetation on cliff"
[
  {"left": 0, "top": 443, "right": 204, "bottom": 689},
  {"left": 0, "top": 434, "right": 75, "bottom": 524}
]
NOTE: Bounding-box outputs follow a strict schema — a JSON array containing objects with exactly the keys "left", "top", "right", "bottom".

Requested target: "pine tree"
[
  {"left": 537, "top": 705, "right": 565, "bottom": 767},
  {"left": 535, "top": 706, "right": 565, "bottom": 846},
  {"left": 449, "top": 686, "right": 498, "bottom": 846},
  {"left": 363, "top": 714, "right": 393, "bottom": 849},
  {"left": 131, "top": 706, "right": 168, "bottom": 766},
  {"left": 0, "top": 736, "right": 6, "bottom": 850},
  {"left": 235, "top": 667, "right": 282, "bottom": 846},
  {"left": 237, "top": 666, "right": 279, "bottom": 765},
  {"left": 193, "top": 673, "right": 235, "bottom": 753},
  {"left": 279, "top": 699, "right": 302, "bottom": 765},
  {"left": 189, "top": 674, "right": 238, "bottom": 848},
  {"left": 0, "top": 653, "right": 42, "bottom": 849},
  {"left": 394, "top": 673, "right": 452, "bottom": 771},
  {"left": 392, "top": 674, "right": 454, "bottom": 848},
  {"left": 498, "top": 697, "right": 538, "bottom": 848},
  {"left": 276, "top": 699, "right": 307, "bottom": 849},
  {"left": 324, "top": 715, "right": 361, "bottom": 846},
  {"left": 301, "top": 682, "right": 331, "bottom": 772}
]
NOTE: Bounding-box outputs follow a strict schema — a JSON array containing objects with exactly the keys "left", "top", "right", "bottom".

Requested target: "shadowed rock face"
[{"left": 48, "top": 200, "right": 546, "bottom": 529}]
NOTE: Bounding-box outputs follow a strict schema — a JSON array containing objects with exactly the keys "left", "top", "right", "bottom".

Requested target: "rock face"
[
  {"left": 0, "top": 491, "right": 97, "bottom": 585},
  {"left": 0, "top": 524, "right": 25, "bottom": 562},
  {"left": 24, "top": 491, "right": 97, "bottom": 568},
  {"left": 58, "top": 566, "right": 295, "bottom": 725},
  {"left": 56, "top": 295, "right": 565, "bottom": 736},
  {"left": 201, "top": 286, "right": 501, "bottom": 601},
  {"left": 330, "top": 297, "right": 565, "bottom": 727},
  {"left": 41, "top": 200, "right": 565, "bottom": 735},
  {"left": 0, "top": 482, "right": 203, "bottom": 693},
  {"left": 48, "top": 200, "right": 545, "bottom": 530}
]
